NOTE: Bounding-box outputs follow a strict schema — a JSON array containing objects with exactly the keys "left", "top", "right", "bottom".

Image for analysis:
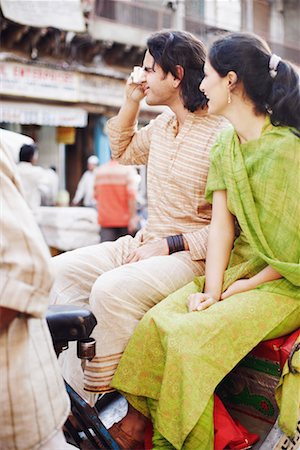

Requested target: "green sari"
[{"left": 112, "top": 118, "right": 300, "bottom": 449}]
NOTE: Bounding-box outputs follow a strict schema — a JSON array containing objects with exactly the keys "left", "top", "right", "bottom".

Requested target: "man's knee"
[
  {"left": 89, "top": 271, "right": 127, "bottom": 314},
  {"left": 49, "top": 249, "right": 90, "bottom": 304},
  {"left": 51, "top": 250, "right": 78, "bottom": 278},
  {"left": 89, "top": 264, "right": 154, "bottom": 321}
]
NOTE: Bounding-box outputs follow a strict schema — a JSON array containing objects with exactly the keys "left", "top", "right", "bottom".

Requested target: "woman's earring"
[{"left": 227, "top": 88, "right": 231, "bottom": 104}]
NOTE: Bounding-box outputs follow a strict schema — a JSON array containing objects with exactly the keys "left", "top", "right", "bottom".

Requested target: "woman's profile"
[{"left": 110, "top": 32, "right": 300, "bottom": 449}]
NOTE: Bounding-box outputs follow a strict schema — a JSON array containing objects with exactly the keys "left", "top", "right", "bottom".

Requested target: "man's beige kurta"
[
  {"left": 108, "top": 110, "right": 227, "bottom": 260},
  {"left": 0, "top": 147, "right": 69, "bottom": 450}
]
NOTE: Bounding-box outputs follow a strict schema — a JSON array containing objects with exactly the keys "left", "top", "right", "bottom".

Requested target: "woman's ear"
[{"left": 227, "top": 71, "right": 238, "bottom": 90}]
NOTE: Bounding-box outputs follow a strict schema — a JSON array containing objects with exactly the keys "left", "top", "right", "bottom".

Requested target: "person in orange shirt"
[{"left": 94, "top": 160, "right": 140, "bottom": 242}]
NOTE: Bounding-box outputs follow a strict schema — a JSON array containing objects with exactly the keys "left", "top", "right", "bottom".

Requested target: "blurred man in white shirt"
[
  {"left": 72, "top": 155, "right": 99, "bottom": 207},
  {"left": 17, "top": 144, "right": 52, "bottom": 212}
]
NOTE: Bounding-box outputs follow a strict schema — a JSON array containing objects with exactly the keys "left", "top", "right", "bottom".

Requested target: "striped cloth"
[
  {"left": 107, "top": 110, "right": 228, "bottom": 260},
  {"left": 0, "top": 146, "right": 70, "bottom": 450}
]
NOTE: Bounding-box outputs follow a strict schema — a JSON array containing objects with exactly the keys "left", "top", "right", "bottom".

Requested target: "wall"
[
  {"left": 204, "top": 0, "right": 241, "bottom": 31},
  {"left": 36, "top": 126, "right": 60, "bottom": 170}
]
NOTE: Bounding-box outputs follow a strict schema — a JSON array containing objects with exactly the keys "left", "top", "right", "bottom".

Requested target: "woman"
[{"left": 111, "top": 33, "right": 300, "bottom": 449}]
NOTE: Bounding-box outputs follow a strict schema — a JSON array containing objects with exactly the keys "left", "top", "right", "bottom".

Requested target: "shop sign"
[
  {"left": 0, "top": 62, "right": 78, "bottom": 102},
  {"left": 78, "top": 73, "right": 125, "bottom": 107},
  {"left": 0, "top": 62, "right": 164, "bottom": 112},
  {"left": 0, "top": 101, "right": 87, "bottom": 127}
]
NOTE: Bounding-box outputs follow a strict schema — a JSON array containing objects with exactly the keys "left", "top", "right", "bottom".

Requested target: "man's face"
[
  {"left": 142, "top": 50, "right": 179, "bottom": 107},
  {"left": 88, "top": 163, "right": 96, "bottom": 171}
]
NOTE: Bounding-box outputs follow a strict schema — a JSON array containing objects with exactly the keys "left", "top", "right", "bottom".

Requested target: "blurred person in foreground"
[
  {"left": 0, "top": 145, "right": 72, "bottom": 449},
  {"left": 17, "top": 143, "right": 53, "bottom": 212},
  {"left": 111, "top": 33, "right": 300, "bottom": 449},
  {"left": 72, "top": 155, "right": 99, "bottom": 207},
  {"left": 50, "top": 30, "right": 227, "bottom": 413},
  {"left": 94, "top": 159, "right": 140, "bottom": 242}
]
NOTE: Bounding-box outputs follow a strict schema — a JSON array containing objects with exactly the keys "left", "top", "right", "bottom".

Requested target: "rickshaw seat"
[{"left": 217, "top": 327, "right": 300, "bottom": 442}]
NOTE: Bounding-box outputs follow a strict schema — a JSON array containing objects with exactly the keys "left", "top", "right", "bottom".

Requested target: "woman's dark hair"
[
  {"left": 147, "top": 30, "right": 207, "bottom": 112},
  {"left": 208, "top": 32, "right": 300, "bottom": 131},
  {"left": 19, "top": 144, "right": 37, "bottom": 162}
]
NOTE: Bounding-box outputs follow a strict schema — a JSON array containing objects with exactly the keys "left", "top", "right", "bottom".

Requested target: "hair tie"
[{"left": 269, "top": 54, "right": 281, "bottom": 78}]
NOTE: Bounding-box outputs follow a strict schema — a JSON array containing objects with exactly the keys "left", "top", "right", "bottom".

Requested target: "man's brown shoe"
[
  {"left": 108, "top": 405, "right": 147, "bottom": 450},
  {"left": 109, "top": 420, "right": 145, "bottom": 450}
]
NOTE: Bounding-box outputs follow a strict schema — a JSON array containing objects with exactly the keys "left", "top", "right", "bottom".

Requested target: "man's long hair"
[{"left": 147, "top": 30, "right": 208, "bottom": 112}]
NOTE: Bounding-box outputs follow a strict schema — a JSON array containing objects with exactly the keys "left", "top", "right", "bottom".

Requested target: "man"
[
  {"left": 72, "top": 155, "right": 99, "bottom": 207},
  {"left": 0, "top": 144, "right": 72, "bottom": 449},
  {"left": 17, "top": 143, "right": 52, "bottom": 212},
  {"left": 94, "top": 159, "right": 140, "bottom": 242},
  {"left": 50, "top": 30, "right": 227, "bottom": 404}
]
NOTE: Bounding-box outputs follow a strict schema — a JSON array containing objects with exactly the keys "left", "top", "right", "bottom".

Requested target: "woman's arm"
[
  {"left": 221, "top": 265, "right": 282, "bottom": 299},
  {"left": 205, "top": 190, "right": 235, "bottom": 299},
  {"left": 249, "top": 265, "right": 282, "bottom": 285},
  {"left": 188, "top": 190, "right": 235, "bottom": 311}
]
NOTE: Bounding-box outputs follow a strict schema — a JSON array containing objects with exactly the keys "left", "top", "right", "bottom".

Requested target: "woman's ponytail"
[{"left": 268, "top": 60, "right": 300, "bottom": 132}]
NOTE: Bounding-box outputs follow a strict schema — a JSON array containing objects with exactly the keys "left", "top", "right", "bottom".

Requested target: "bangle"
[{"left": 166, "top": 234, "right": 185, "bottom": 254}]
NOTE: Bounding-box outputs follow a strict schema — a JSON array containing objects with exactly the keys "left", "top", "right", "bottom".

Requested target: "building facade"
[{"left": 1, "top": 0, "right": 299, "bottom": 198}]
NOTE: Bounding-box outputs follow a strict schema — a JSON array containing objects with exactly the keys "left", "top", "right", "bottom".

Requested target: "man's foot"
[{"left": 108, "top": 404, "right": 148, "bottom": 450}]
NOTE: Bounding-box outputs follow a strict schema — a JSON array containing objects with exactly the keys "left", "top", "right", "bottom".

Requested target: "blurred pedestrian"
[
  {"left": 0, "top": 144, "right": 72, "bottom": 450},
  {"left": 17, "top": 143, "right": 52, "bottom": 212},
  {"left": 94, "top": 159, "right": 139, "bottom": 242},
  {"left": 72, "top": 155, "right": 99, "bottom": 207},
  {"left": 43, "top": 165, "right": 60, "bottom": 206}
]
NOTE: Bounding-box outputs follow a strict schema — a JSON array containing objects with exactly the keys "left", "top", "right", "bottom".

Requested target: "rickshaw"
[{"left": 46, "top": 305, "right": 300, "bottom": 450}]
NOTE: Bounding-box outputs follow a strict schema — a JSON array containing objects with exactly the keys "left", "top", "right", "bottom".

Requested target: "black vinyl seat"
[{"left": 46, "top": 305, "right": 97, "bottom": 343}]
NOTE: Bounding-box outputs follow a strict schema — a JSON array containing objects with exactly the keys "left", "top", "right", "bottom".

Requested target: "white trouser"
[{"left": 50, "top": 235, "right": 204, "bottom": 403}]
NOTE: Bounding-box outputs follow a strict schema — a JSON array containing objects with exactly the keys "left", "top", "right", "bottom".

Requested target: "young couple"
[{"left": 51, "top": 30, "right": 300, "bottom": 449}]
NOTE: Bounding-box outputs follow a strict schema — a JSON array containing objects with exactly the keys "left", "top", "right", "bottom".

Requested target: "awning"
[
  {"left": 0, "top": 101, "right": 88, "bottom": 127},
  {"left": 0, "top": 0, "right": 86, "bottom": 32}
]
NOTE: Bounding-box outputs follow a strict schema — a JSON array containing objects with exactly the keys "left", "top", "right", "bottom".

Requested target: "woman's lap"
[{"left": 113, "top": 283, "right": 300, "bottom": 449}]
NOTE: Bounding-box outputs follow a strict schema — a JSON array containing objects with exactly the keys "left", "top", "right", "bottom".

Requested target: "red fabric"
[
  {"left": 278, "top": 329, "right": 300, "bottom": 368},
  {"left": 250, "top": 329, "right": 300, "bottom": 369},
  {"left": 144, "top": 420, "right": 153, "bottom": 450},
  {"left": 214, "top": 395, "right": 259, "bottom": 450},
  {"left": 143, "top": 395, "right": 259, "bottom": 450}
]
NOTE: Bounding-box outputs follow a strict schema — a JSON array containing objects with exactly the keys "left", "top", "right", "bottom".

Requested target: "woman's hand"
[
  {"left": 221, "top": 279, "right": 253, "bottom": 300},
  {"left": 187, "top": 293, "right": 219, "bottom": 312}
]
